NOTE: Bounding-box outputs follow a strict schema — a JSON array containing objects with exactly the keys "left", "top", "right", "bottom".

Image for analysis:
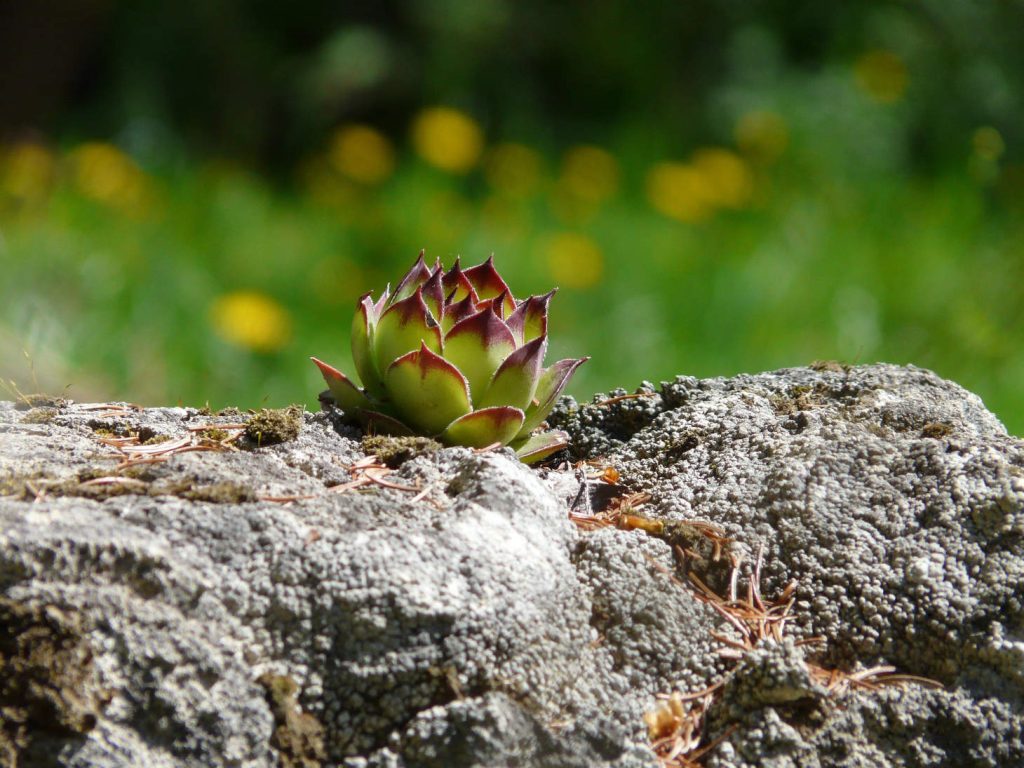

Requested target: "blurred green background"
[{"left": 1, "top": 1, "right": 1021, "bottom": 433}]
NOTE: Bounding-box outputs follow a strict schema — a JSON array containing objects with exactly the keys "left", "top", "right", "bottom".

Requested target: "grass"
[{"left": 1, "top": 114, "right": 1021, "bottom": 435}]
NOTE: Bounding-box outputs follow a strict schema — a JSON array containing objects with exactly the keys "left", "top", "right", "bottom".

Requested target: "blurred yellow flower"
[
  {"left": 543, "top": 232, "right": 604, "bottom": 290},
  {"left": 854, "top": 50, "right": 908, "bottom": 104},
  {"left": 560, "top": 145, "right": 619, "bottom": 204},
  {"left": 734, "top": 110, "right": 789, "bottom": 163},
  {"left": 209, "top": 291, "right": 292, "bottom": 352},
  {"left": 645, "top": 162, "right": 713, "bottom": 223},
  {"left": 411, "top": 107, "right": 484, "bottom": 173},
  {"left": 1, "top": 142, "right": 56, "bottom": 206},
  {"left": 972, "top": 126, "right": 1005, "bottom": 161},
  {"left": 692, "top": 148, "right": 754, "bottom": 209},
  {"left": 484, "top": 143, "right": 543, "bottom": 197},
  {"left": 69, "top": 142, "right": 151, "bottom": 215},
  {"left": 328, "top": 125, "right": 395, "bottom": 184}
]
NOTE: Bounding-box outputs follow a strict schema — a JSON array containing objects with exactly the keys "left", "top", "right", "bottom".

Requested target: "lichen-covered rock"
[
  {"left": 0, "top": 362, "right": 1021, "bottom": 767},
  {"left": 551, "top": 363, "right": 1024, "bottom": 767}
]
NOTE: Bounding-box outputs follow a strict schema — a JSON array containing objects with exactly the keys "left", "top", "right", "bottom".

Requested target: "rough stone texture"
[
  {"left": 550, "top": 363, "right": 1024, "bottom": 767},
  {"left": 0, "top": 362, "right": 1021, "bottom": 767}
]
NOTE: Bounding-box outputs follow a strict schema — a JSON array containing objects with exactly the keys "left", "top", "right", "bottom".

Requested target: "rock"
[{"left": 0, "top": 363, "right": 1021, "bottom": 767}]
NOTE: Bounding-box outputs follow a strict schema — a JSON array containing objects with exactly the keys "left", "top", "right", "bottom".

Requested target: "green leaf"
[
  {"left": 384, "top": 342, "right": 472, "bottom": 434},
  {"left": 392, "top": 250, "right": 432, "bottom": 302},
  {"left": 442, "top": 307, "right": 516, "bottom": 403},
  {"left": 477, "top": 335, "right": 546, "bottom": 411},
  {"left": 507, "top": 290, "right": 554, "bottom": 346},
  {"left": 373, "top": 287, "right": 442, "bottom": 373},
  {"left": 441, "top": 406, "right": 525, "bottom": 447},
  {"left": 441, "top": 293, "right": 477, "bottom": 334},
  {"left": 442, "top": 257, "right": 479, "bottom": 304},
  {"left": 351, "top": 292, "right": 385, "bottom": 396},
  {"left": 517, "top": 357, "right": 588, "bottom": 437},
  {"left": 311, "top": 357, "right": 373, "bottom": 412},
  {"left": 421, "top": 266, "right": 445, "bottom": 325},
  {"left": 463, "top": 255, "right": 516, "bottom": 315},
  {"left": 511, "top": 430, "right": 569, "bottom": 464}
]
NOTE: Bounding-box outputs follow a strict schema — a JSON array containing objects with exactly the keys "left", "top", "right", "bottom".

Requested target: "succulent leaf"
[
  {"left": 442, "top": 307, "right": 517, "bottom": 402},
  {"left": 312, "top": 254, "right": 586, "bottom": 460},
  {"left": 441, "top": 257, "right": 469, "bottom": 299},
  {"left": 441, "top": 406, "right": 525, "bottom": 447},
  {"left": 477, "top": 335, "right": 546, "bottom": 411},
  {"left": 463, "top": 255, "right": 516, "bottom": 316},
  {"left": 373, "top": 287, "right": 443, "bottom": 374},
  {"left": 311, "top": 357, "right": 374, "bottom": 412},
  {"left": 441, "top": 293, "right": 478, "bottom": 334},
  {"left": 507, "top": 290, "right": 554, "bottom": 346},
  {"left": 518, "top": 357, "right": 589, "bottom": 437},
  {"left": 352, "top": 293, "right": 385, "bottom": 396},
  {"left": 421, "top": 266, "right": 446, "bottom": 325},
  {"left": 384, "top": 342, "right": 472, "bottom": 435},
  {"left": 511, "top": 430, "right": 569, "bottom": 464},
  {"left": 392, "top": 250, "right": 432, "bottom": 302}
]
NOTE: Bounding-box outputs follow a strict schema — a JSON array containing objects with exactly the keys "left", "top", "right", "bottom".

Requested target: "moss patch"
[
  {"left": 245, "top": 406, "right": 304, "bottom": 447},
  {"left": 0, "top": 599, "right": 108, "bottom": 767},
  {"left": 12, "top": 394, "right": 66, "bottom": 411},
  {"left": 362, "top": 435, "right": 443, "bottom": 468},
  {"left": 258, "top": 674, "right": 325, "bottom": 768},
  {"left": 810, "top": 360, "right": 848, "bottom": 373},
  {"left": 173, "top": 481, "right": 258, "bottom": 504},
  {"left": 20, "top": 408, "right": 58, "bottom": 424},
  {"left": 0, "top": 470, "right": 257, "bottom": 504},
  {"left": 921, "top": 421, "right": 955, "bottom": 439},
  {"left": 199, "top": 428, "right": 230, "bottom": 442},
  {"left": 770, "top": 384, "right": 827, "bottom": 415}
]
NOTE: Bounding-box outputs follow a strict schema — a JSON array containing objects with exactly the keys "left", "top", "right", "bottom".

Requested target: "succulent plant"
[{"left": 312, "top": 253, "right": 587, "bottom": 463}]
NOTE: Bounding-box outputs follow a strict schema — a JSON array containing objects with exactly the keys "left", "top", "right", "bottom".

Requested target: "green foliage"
[{"left": 0, "top": 40, "right": 1021, "bottom": 435}]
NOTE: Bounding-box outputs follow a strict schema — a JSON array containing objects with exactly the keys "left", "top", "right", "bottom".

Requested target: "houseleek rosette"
[{"left": 311, "top": 253, "right": 587, "bottom": 463}]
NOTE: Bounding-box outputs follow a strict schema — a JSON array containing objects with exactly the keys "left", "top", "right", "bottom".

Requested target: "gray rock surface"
[{"left": 0, "top": 363, "right": 1021, "bottom": 767}]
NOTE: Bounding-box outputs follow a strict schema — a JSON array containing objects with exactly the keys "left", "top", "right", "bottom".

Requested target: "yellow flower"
[
  {"left": 734, "top": 110, "right": 789, "bottom": 163},
  {"left": 0, "top": 142, "right": 56, "bottom": 206},
  {"left": 645, "top": 162, "right": 713, "bottom": 223},
  {"left": 692, "top": 148, "right": 754, "bottom": 209},
  {"left": 411, "top": 107, "right": 484, "bottom": 173},
  {"left": 542, "top": 232, "right": 604, "bottom": 290},
  {"left": 69, "top": 142, "right": 151, "bottom": 215},
  {"left": 560, "top": 145, "right": 619, "bottom": 204},
  {"left": 484, "top": 143, "right": 543, "bottom": 197},
  {"left": 328, "top": 125, "right": 395, "bottom": 184},
  {"left": 209, "top": 291, "right": 292, "bottom": 352},
  {"left": 854, "top": 50, "right": 908, "bottom": 104}
]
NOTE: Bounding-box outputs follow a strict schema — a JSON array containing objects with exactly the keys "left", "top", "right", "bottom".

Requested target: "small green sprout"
[{"left": 312, "top": 253, "right": 587, "bottom": 463}]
